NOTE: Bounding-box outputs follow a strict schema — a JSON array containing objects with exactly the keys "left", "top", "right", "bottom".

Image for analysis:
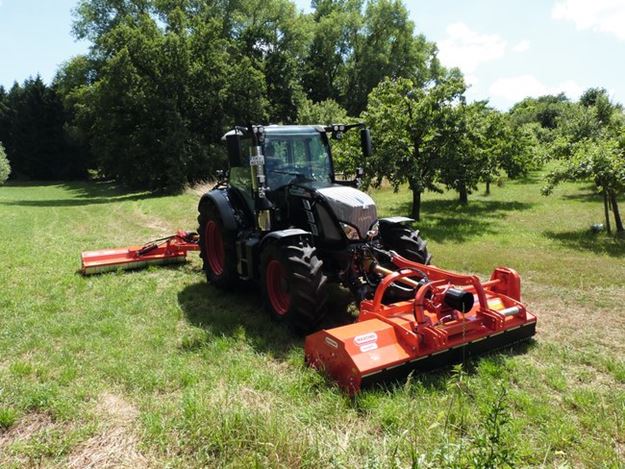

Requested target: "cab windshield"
[{"left": 263, "top": 131, "right": 333, "bottom": 189}]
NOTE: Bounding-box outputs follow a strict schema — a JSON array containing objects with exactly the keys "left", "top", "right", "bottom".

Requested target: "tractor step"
[{"left": 80, "top": 230, "right": 200, "bottom": 275}]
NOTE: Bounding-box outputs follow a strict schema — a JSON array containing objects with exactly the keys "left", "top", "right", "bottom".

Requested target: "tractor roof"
[{"left": 221, "top": 125, "right": 325, "bottom": 141}]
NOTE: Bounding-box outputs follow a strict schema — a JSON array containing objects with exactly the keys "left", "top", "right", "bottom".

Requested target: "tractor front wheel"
[
  {"left": 260, "top": 238, "right": 328, "bottom": 334},
  {"left": 380, "top": 224, "right": 432, "bottom": 265},
  {"left": 198, "top": 201, "right": 238, "bottom": 288}
]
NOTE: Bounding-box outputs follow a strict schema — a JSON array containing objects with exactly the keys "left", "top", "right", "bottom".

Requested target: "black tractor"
[{"left": 198, "top": 124, "right": 430, "bottom": 333}]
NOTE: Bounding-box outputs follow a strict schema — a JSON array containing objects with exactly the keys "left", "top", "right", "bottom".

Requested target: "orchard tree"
[
  {"left": 297, "top": 97, "right": 348, "bottom": 124},
  {"left": 436, "top": 102, "right": 536, "bottom": 204},
  {"left": 0, "top": 142, "right": 10, "bottom": 184},
  {"left": 438, "top": 102, "right": 496, "bottom": 204},
  {"left": 365, "top": 72, "right": 465, "bottom": 220},
  {"left": 544, "top": 88, "right": 625, "bottom": 234},
  {"left": 543, "top": 138, "right": 625, "bottom": 233},
  {"left": 479, "top": 113, "right": 539, "bottom": 196}
]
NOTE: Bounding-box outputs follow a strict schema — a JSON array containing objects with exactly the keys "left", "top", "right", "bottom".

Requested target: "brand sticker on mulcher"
[
  {"left": 354, "top": 332, "right": 378, "bottom": 345},
  {"left": 360, "top": 342, "right": 378, "bottom": 353}
]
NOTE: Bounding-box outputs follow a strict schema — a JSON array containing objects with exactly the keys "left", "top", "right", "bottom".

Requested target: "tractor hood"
[{"left": 316, "top": 186, "right": 377, "bottom": 239}]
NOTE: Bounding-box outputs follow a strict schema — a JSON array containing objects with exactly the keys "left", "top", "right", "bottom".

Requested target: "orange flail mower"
[
  {"left": 80, "top": 230, "right": 199, "bottom": 275},
  {"left": 305, "top": 252, "right": 536, "bottom": 394}
]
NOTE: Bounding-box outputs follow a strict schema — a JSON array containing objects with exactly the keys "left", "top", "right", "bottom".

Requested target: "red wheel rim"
[
  {"left": 205, "top": 220, "right": 224, "bottom": 275},
  {"left": 266, "top": 259, "right": 290, "bottom": 315}
]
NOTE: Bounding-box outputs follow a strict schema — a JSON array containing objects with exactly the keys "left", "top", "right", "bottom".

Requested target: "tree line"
[{"left": 0, "top": 0, "right": 623, "bottom": 233}]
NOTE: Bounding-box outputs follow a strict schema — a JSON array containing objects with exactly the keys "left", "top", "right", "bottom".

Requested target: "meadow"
[{"left": 0, "top": 173, "right": 623, "bottom": 467}]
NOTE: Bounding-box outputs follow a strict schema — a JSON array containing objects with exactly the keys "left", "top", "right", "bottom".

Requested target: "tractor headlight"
[{"left": 340, "top": 222, "right": 361, "bottom": 240}]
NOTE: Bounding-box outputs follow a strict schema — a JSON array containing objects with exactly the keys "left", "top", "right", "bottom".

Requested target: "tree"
[
  {"left": 297, "top": 97, "right": 348, "bottom": 124},
  {"left": 508, "top": 94, "right": 571, "bottom": 151},
  {"left": 365, "top": 72, "right": 465, "bottom": 220},
  {"left": 227, "top": 0, "right": 311, "bottom": 123},
  {"left": 343, "top": 0, "right": 441, "bottom": 115},
  {"left": 543, "top": 138, "right": 625, "bottom": 234},
  {"left": 0, "top": 77, "right": 84, "bottom": 180},
  {"left": 302, "top": 0, "right": 362, "bottom": 103},
  {"left": 435, "top": 102, "right": 536, "bottom": 204},
  {"left": 543, "top": 88, "right": 625, "bottom": 234},
  {"left": 476, "top": 111, "right": 539, "bottom": 196},
  {"left": 0, "top": 142, "right": 10, "bottom": 184},
  {"left": 438, "top": 102, "right": 496, "bottom": 204}
]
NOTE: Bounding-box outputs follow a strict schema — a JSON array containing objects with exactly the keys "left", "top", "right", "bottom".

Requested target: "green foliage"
[
  {"left": 509, "top": 93, "right": 570, "bottom": 131},
  {"left": 544, "top": 88, "right": 625, "bottom": 233},
  {"left": 302, "top": 0, "right": 362, "bottom": 103},
  {"left": 297, "top": 98, "right": 348, "bottom": 124},
  {"left": 365, "top": 72, "right": 466, "bottom": 217},
  {"left": 544, "top": 138, "right": 625, "bottom": 233},
  {"left": 343, "top": 0, "right": 441, "bottom": 115},
  {"left": 508, "top": 94, "right": 572, "bottom": 156},
  {"left": 0, "top": 142, "right": 10, "bottom": 184},
  {"left": 437, "top": 103, "right": 537, "bottom": 203},
  {"left": 438, "top": 102, "right": 496, "bottom": 203},
  {"left": 0, "top": 77, "right": 88, "bottom": 180}
]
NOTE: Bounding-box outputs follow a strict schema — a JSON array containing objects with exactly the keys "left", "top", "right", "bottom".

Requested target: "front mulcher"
[{"left": 305, "top": 253, "right": 537, "bottom": 394}]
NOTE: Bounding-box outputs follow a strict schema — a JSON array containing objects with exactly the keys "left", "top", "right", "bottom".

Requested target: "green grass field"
[{"left": 0, "top": 175, "right": 624, "bottom": 467}]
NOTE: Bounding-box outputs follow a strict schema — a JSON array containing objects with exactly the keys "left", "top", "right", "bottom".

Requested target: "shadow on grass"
[
  {"left": 560, "top": 184, "right": 602, "bottom": 203},
  {"left": 544, "top": 230, "right": 625, "bottom": 257},
  {"left": 385, "top": 199, "right": 533, "bottom": 243},
  {"left": 177, "top": 282, "right": 353, "bottom": 360},
  {"left": 177, "top": 282, "right": 296, "bottom": 359},
  {"left": 0, "top": 180, "right": 166, "bottom": 207}
]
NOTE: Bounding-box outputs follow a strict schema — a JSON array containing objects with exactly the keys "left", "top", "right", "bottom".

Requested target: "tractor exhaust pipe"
[{"left": 250, "top": 125, "right": 272, "bottom": 232}]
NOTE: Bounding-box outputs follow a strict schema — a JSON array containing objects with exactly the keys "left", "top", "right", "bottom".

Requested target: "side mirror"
[
  {"left": 360, "top": 128, "right": 372, "bottom": 157},
  {"left": 226, "top": 134, "right": 243, "bottom": 167}
]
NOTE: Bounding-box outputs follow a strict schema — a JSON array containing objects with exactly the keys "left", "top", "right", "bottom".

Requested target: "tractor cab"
[
  {"left": 223, "top": 124, "right": 375, "bottom": 243},
  {"left": 262, "top": 126, "right": 334, "bottom": 190}
]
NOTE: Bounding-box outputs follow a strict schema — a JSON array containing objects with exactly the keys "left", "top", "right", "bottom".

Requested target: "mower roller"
[
  {"left": 80, "top": 230, "right": 199, "bottom": 275},
  {"left": 79, "top": 123, "right": 537, "bottom": 392}
]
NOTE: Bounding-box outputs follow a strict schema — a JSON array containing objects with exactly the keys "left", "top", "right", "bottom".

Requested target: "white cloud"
[
  {"left": 438, "top": 22, "right": 507, "bottom": 82},
  {"left": 489, "top": 74, "right": 583, "bottom": 102},
  {"left": 512, "top": 40, "right": 530, "bottom": 52},
  {"left": 552, "top": 0, "right": 625, "bottom": 40}
]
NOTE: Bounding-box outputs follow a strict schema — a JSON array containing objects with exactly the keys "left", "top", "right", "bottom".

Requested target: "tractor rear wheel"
[
  {"left": 198, "top": 201, "right": 238, "bottom": 288},
  {"left": 260, "top": 238, "right": 328, "bottom": 334},
  {"left": 380, "top": 224, "right": 432, "bottom": 265}
]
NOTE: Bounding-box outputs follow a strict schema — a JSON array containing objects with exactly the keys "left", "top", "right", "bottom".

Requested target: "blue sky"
[{"left": 1, "top": 0, "right": 624, "bottom": 109}]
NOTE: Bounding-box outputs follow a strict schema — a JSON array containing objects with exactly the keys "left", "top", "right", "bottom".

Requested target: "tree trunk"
[
  {"left": 609, "top": 193, "right": 624, "bottom": 233},
  {"left": 485, "top": 181, "right": 491, "bottom": 195},
  {"left": 603, "top": 190, "right": 612, "bottom": 234},
  {"left": 458, "top": 184, "right": 468, "bottom": 205},
  {"left": 411, "top": 189, "right": 421, "bottom": 221}
]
